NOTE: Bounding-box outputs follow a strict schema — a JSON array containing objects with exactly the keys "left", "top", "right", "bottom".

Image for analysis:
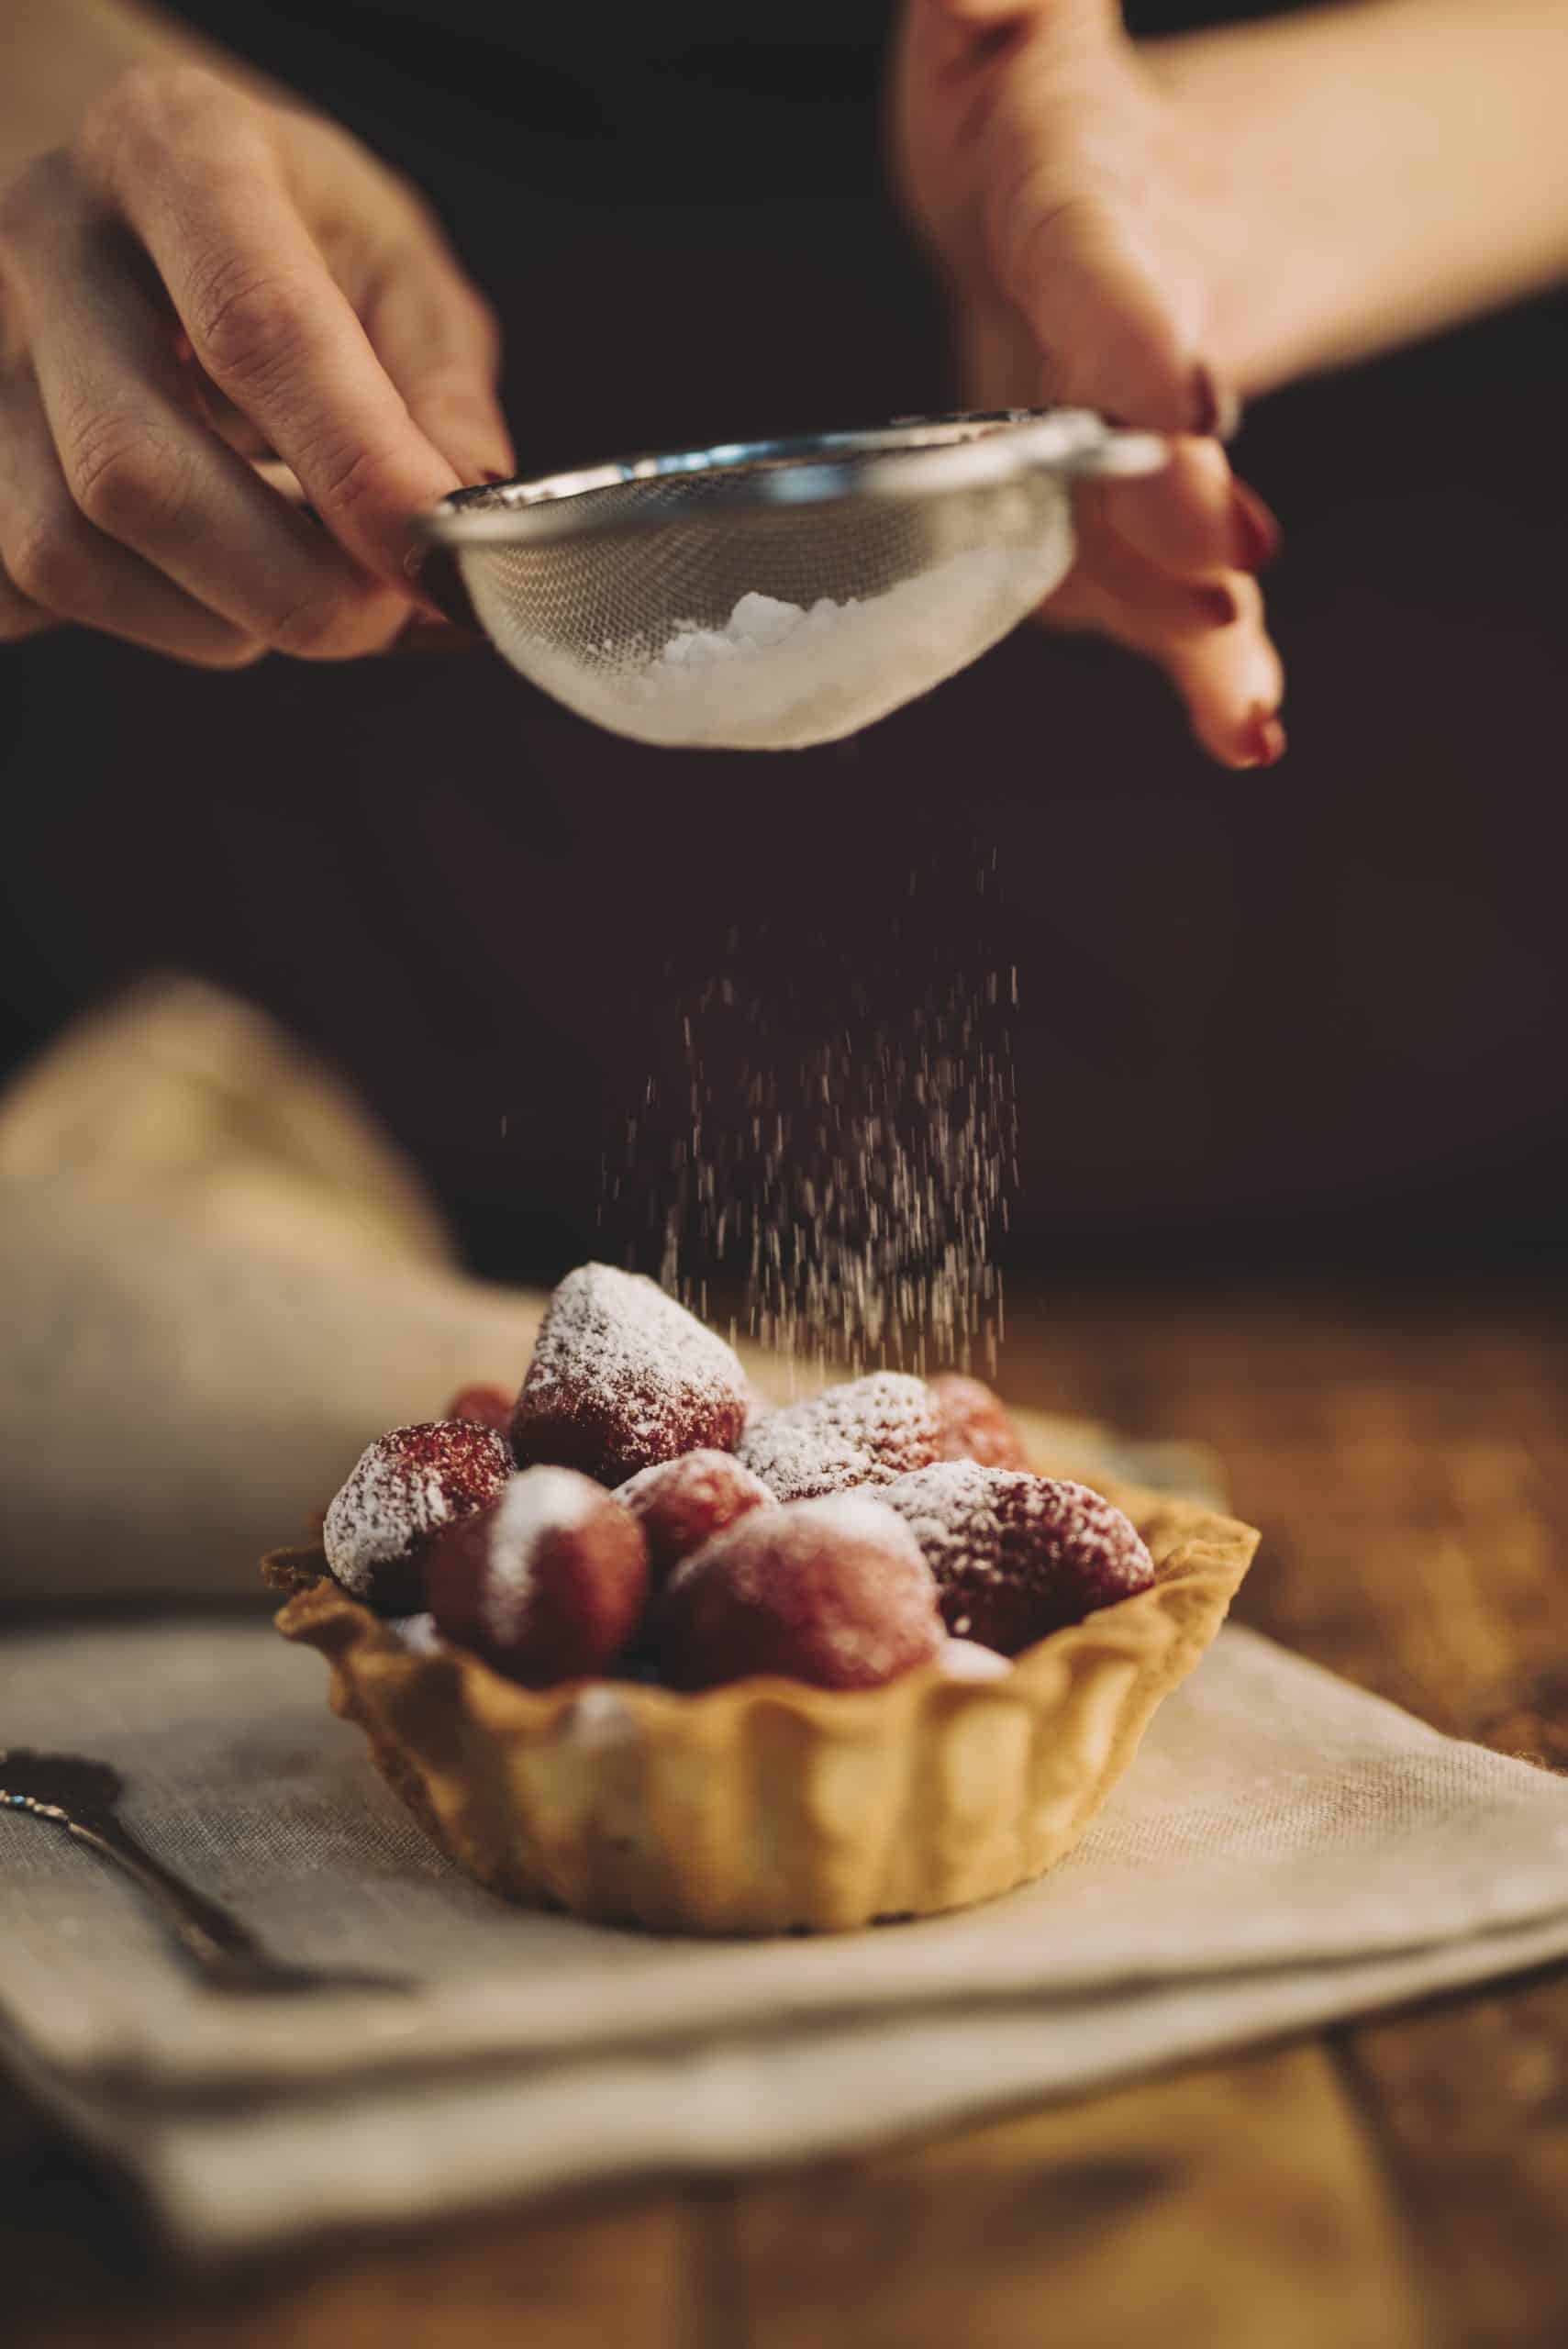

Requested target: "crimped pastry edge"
[{"left": 267, "top": 1474, "right": 1258, "bottom": 1935}]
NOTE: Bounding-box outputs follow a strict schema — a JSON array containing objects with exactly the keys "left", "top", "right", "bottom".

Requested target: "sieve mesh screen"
[{"left": 425, "top": 414, "right": 1164, "bottom": 749}]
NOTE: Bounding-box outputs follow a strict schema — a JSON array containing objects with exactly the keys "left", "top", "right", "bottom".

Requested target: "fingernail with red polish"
[
  {"left": 1239, "top": 707, "right": 1287, "bottom": 768},
  {"left": 1231, "top": 481, "right": 1283, "bottom": 572},
  {"left": 1190, "top": 363, "right": 1242, "bottom": 442},
  {"left": 1193, "top": 583, "right": 1240, "bottom": 629}
]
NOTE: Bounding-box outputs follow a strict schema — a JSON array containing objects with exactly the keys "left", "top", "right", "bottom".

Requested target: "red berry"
[
  {"left": 737, "top": 1372, "right": 942, "bottom": 1502},
  {"left": 615, "top": 1449, "right": 777, "bottom": 1583},
  {"left": 442, "top": 1384, "right": 516, "bottom": 1438},
  {"left": 512, "top": 1264, "right": 749, "bottom": 1486},
  {"left": 928, "top": 1373, "right": 1031, "bottom": 1472},
  {"left": 879, "top": 1463, "right": 1155, "bottom": 1654},
  {"left": 428, "top": 1466, "right": 650, "bottom": 1687},
  {"left": 323, "top": 1421, "right": 512, "bottom": 1615},
  {"left": 654, "top": 1493, "right": 945, "bottom": 1692}
]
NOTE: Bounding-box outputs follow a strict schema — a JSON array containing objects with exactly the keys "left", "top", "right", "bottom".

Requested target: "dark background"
[{"left": 2, "top": 1, "right": 1563, "bottom": 1283}]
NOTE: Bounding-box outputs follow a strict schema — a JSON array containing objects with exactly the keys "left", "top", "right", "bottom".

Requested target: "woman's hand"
[
  {"left": 0, "top": 66, "right": 512, "bottom": 664},
  {"left": 892, "top": 0, "right": 1284, "bottom": 767}
]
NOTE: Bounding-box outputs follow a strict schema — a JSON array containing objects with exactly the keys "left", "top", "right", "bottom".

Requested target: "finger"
[
  {"left": 361, "top": 243, "right": 514, "bottom": 486},
  {"left": 973, "top": 31, "right": 1239, "bottom": 440},
  {"left": 1166, "top": 624, "right": 1287, "bottom": 770},
  {"left": 1045, "top": 530, "right": 1284, "bottom": 768},
  {"left": 6, "top": 160, "right": 411, "bottom": 659},
  {"left": 1009, "top": 197, "right": 1212, "bottom": 435},
  {"left": 1048, "top": 524, "right": 1256, "bottom": 647},
  {"left": 970, "top": 286, "right": 1280, "bottom": 761},
  {"left": 85, "top": 72, "right": 462, "bottom": 580},
  {"left": 0, "top": 357, "right": 265, "bottom": 666},
  {"left": 1089, "top": 439, "right": 1277, "bottom": 579},
  {"left": 180, "top": 348, "right": 276, "bottom": 461}
]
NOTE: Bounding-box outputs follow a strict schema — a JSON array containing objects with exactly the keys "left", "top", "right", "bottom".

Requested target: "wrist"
[
  {"left": 1147, "top": 0, "right": 1568, "bottom": 397},
  {"left": 1139, "top": 27, "right": 1329, "bottom": 400}
]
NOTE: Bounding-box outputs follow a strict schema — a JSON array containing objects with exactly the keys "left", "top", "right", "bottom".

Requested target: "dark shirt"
[{"left": 3, "top": 5, "right": 1565, "bottom": 1278}]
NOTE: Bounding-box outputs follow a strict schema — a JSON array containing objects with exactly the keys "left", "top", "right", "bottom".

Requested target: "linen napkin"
[{"left": 3, "top": 1612, "right": 1566, "bottom": 2259}]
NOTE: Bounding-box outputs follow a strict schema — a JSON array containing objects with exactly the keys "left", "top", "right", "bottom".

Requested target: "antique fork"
[{"left": 0, "top": 1748, "right": 412, "bottom": 1997}]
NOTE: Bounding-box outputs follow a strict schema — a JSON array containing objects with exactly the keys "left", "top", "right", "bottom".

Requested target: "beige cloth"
[
  {"left": 0, "top": 976, "right": 1218, "bottom": 1600},
  {"left": 2, "top": 1611, "right": 1565, "bottom": 2258},
  {"left": 0, "top": 977, "right": 544, "bottom": 1599}
]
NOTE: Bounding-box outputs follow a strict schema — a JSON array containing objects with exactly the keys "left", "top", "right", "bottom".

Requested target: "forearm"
[
  {"left": 0, "top": 0, "right": 282, "bottom": 175},
  {"left": 1153, "top": 0, "right": 1568, "bottom": 394}
]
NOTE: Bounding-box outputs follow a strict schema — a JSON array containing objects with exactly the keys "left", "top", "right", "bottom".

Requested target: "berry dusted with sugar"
[
  {"left": 323, "top": 1420, "right": 512, "bottom": 1616},
  {"left": 512, "top": 1264, "right": 749, "bottom": 1486},
  {"left": 653, "top": 1493, "right": 945, "bottom": 1692},
  {"left": 929, "top": 1373, "right": 1031, "bottom": 1473},
  {"left": 879, "top": 1463, "right": 1155, "bottom": 1653},
  {"left": 737, "top": 1372, "right": 942, "bottom": 1503},
  {"left": 442, "top": 1384, "right": 517, "bottom": 1437},
  {"left": 615, "top": 1450, "right": 778, "bottom": 1583},
  {"left": 428, "top": 1466, "right": 650, "bottom": 1687}
]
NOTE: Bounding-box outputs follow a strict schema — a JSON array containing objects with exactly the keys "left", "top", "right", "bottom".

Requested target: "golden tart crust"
[{"left": 267, "top": 1458, "right": 1257, "bottom": 1936}]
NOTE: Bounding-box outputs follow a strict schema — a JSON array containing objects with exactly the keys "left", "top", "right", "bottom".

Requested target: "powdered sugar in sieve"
[{"left": 417, "top": 411, "right": 1167, "bottom": 751}]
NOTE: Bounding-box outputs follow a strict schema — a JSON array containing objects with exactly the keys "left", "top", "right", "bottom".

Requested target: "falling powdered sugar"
[{"left": 600, "top": 852, "right": 1018, "bottom": 1377}]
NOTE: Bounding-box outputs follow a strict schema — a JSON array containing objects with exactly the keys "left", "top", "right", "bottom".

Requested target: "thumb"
[
  {"left": 1007, "top": 201, "right": 1234, "bottom": 437},
  {"left": 913, "top": 0, "right": 1238, "bottom": 436}
]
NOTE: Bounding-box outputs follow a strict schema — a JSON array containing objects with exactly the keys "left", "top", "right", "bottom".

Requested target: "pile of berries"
[{"left": 320, "top": 1264, "right": 1154, "bottom": 1692}]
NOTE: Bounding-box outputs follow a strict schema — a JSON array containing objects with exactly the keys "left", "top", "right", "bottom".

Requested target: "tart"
[{"left": 266, "top": 1269, "right": 1257, "bottom": 1936}]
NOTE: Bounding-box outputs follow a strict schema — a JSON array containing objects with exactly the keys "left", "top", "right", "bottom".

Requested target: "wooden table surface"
[{"left": 6, "top": 1277, "right": 1566, "bottom": 2349}]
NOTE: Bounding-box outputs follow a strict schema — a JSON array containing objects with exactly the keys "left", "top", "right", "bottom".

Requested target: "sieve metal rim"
[{"left": 414, "top": 408, "right": 1166, "bottom": 554}]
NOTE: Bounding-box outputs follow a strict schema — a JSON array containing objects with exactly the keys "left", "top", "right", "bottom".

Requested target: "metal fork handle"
[
  {"left": 63, "top": 1809, "right": 273, "bottom": 1983},
  {"left": 59, "top": 1809, "right": 409, "bottom": 1996}
]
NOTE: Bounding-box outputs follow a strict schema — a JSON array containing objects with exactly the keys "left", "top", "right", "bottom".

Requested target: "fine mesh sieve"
[{"left": 414, "top": 410, "right": 1167, "bottom": 751}]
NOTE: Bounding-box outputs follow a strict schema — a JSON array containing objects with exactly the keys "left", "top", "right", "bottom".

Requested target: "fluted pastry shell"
[{"left": 267, "top": 1452, "right": 1258, "bottom": 1935}]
